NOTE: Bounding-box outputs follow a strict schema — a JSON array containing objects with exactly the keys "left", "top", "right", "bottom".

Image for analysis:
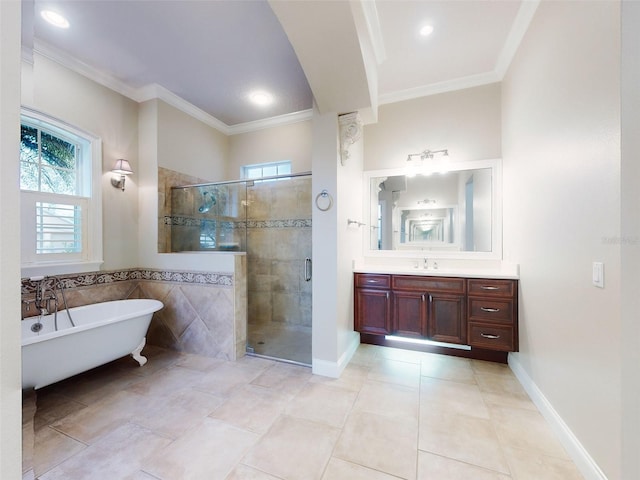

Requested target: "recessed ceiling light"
[
  {"left": 249, "top": 91, "right": 273, "bottom": 106},
  {"left": 419, "top": 24, "right": 434, "bottom": 37},
  {"left": 41, "top": 10, "right": 70, "bottom": 29}
]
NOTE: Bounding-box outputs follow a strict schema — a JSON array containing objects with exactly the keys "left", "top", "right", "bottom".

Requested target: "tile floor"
[
  {"left": 247, "top": 322, "right": 312, "bottom": 366},
  {"left": 31, "top": 344, "right": 584, "bottom": 480}
]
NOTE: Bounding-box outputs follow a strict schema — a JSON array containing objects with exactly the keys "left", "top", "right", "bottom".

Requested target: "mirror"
[
  {"left": 401, "top": 207, "right": 456, "bottom": 245},
  {"left": 365, "top": 159, "right": 501, "bottom": 257}
]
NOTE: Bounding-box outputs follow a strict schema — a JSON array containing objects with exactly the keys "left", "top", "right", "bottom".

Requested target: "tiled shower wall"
[
  {"left": 20, "top": 261, "right": 246, "bottom": 361},
  {"left": 158, "top": 167, "right": 212, "bottom": 253},
  {"left": 246, "top": 176, "right": 312, "bottom": 329},
  {"left": 169, "top": 182, "right": 247, "bottom": 253}
]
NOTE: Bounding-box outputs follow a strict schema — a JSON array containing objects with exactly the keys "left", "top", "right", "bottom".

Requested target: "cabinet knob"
[
  {"left": 480, "top": 285, "right": 500, "bottom": 290},
  {"left": 480, "top": 333, "right": 501, "bottom": 339},
  {"left": 480, "top": 307, "right": 500, "bottom": 313}
]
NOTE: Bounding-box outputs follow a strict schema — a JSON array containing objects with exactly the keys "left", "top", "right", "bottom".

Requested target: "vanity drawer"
[
  {"left": 355, "top": 273, "right": 391, "bottom": 289},
  {"left": 468, "top": 323, "right": 515, "bottom": 351},
  {"left": 392, "top": 275, "right": 465, "bottom": 294},
  {"left": 467, "top": 279, "right": 516, "bottom": 298},
  {"left": 468, "top": 298, "right": 514, "bottom": 324}
]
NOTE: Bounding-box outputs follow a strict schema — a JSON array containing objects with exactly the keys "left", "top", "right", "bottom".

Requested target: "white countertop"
[{"left": 353, "top": 263, "right": 519, "bottom": 280}]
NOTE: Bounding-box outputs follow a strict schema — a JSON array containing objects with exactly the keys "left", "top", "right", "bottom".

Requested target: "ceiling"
[{"left": 22, "top": 0, "right": 536, "bottom": 133}]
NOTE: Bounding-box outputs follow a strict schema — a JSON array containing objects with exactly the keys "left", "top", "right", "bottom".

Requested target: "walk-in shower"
[{"left": 169, "top": 173, "right": 312, "bottom": 365}]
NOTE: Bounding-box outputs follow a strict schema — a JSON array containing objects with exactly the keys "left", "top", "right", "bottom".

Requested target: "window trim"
[
  {"left": 241, "top": 160, "right": 292, "bottom": 180},
  {"left": 20, "top": 107, "right": 103, "bottom": 278}
]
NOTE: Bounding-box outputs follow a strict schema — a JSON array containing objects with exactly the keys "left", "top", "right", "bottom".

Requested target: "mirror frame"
[{"left": 363, "top": 158, "right": 503, "bottom": 260}]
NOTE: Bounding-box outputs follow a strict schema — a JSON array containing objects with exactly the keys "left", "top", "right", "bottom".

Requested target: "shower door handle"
[{"left": 305, "top": 258, "right": 312, "bottom": 282}]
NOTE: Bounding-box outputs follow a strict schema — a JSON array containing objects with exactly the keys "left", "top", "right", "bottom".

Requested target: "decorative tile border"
[
  {"left": 246, "top": 219, "right": 312, "bottom": 228},
  {"left": 165, "top": 215, "right": 312, "bottom": 229},
  {"left": 165, "top": 216, "right": 241, "bottom": 230},
  {"left": 21, "top": 267, "right": 234, "bottom": 294},
  {"left": 164, "top": 215, "right": 201, "bottom": 227}
]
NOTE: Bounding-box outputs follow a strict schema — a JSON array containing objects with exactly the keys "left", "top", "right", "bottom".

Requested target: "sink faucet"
[{"left": 423, "top": 258, "right": 428, "bottom": 269}]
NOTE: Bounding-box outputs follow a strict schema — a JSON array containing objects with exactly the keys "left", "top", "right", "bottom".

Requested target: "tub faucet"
[
  {"left": 34, "top": 278, "right": 45, "bottom": 314},
  {"left": 33, "top": 277, "right": 57, "bottom": 317}
]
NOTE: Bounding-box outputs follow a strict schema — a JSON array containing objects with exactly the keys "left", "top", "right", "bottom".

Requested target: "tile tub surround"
[
  {"left": 30, "top": 344, "right": 585, "bottom": 479},
  {"left": 20, "top": 266, "right": 246, "bottom": 362}
]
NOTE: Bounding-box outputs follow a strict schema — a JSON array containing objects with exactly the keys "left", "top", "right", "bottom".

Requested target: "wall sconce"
[{"left": 110, "top": 159, "right": 133, "bottom": 191}]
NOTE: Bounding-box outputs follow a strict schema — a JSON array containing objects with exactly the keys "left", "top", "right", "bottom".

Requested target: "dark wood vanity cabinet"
[
  {"left": 467, "top": 278, "right": 518, "bottom": 352},
  {"left": 428, "top": 293, "right": 466, "bottom": 344},
  {"left": 354, "top": 274, "right": 392, "bottom": 335},
  {"left": 391, "top": 275, "right": 466, "bottom": 344},
  {"left": 354, "top": 273, "right": 518, "bottom": 354},
  {"left": 354, "top": 273, "right": 466, "bottom": 344}
]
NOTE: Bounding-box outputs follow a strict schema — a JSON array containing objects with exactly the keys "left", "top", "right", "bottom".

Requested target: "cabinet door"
[
  {"left": 393, "top": 291, "right": 427, "bottom": 338},
  {"left": 355, "top": 288, "right": 392, "bottom": 335},
  {"left": 428, "top": 293, "right": 465, "bottom": 344}
]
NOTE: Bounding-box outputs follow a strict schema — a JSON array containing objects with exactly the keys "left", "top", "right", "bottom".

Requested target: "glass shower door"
[{"left": 245, "top": 175, "right": 312, "bottom": 365}]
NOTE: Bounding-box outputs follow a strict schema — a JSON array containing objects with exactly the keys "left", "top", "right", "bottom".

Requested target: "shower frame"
[{"left": 170, "top": 172, "right": 313, "bottom": 365}]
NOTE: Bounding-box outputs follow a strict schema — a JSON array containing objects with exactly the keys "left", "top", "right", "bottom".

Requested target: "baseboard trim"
[
  {"left": 312, "top": 331, "right": 360, "bottom": 378},
  {"left": 508, "top": 353, "right": 608, "bottom": 480}
]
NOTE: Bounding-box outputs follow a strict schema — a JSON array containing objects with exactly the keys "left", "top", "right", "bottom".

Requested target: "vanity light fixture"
[
  {"left": 110, "top": 159, "right": 133, "bottom": 191},
  {"left": 41, "top": 10, "right": 70, "bottom": 29},
  {"left": 406, "top": 148, "right": 448, "bottom": 162},
  {"left": 406, "top": 149, "right": 449, "bottom": 176}
]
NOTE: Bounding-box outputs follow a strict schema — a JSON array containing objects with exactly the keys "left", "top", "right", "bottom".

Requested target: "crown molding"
[
  {"left": 378, "top": 71, "right": 501, "bottom": 106},
  {"left": 227, "top": 109, "right": 313, "bottom": 135},
  {"left": 494, "top": 0, "right": 540, "bottom": 78},
  {"left": 21, "top": 45, "right": 34, "bottom": 65},
  {"left": 136, "top": 83, "right": 231, "bottom": 135},
  {"left": 377, "top": 1, "right": 538, "bottom": 107},
  {"left": 33, "top": 39, "right": 140, "bottom": 101},
  {"left": 31, "top": 0, "right": 538, "bottom": 137},
  {"left": 30, "top": 39, "right": 311, "bottom": 136}
]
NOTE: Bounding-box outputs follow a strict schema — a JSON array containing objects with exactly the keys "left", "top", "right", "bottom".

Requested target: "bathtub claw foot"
[{"left": 131, "top": 338, "right": 147, "bottom": 367}]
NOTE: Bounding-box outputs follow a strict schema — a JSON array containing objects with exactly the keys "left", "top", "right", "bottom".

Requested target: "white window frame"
[
  {"left": 20, "top": 107, "right": 103, "bottom": 277},
  {"left": 241, "top": 160, "right": 292, "bottom": 181}
]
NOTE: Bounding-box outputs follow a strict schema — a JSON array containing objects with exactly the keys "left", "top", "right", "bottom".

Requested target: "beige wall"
[
  {"left": 228, "top": 120, "right": 312, "bottom": 179},
  {"left": 621, "top": 3, "right": 640, "bottom": 478},
  {"left": 364, "top": 83, "right": 502, "bottom": 171},
  {"left": 311, "top": 110, "right": 362, "bottom": 376},
  {"left": 157, "top": 100, "right": 228, "bottom": 182},
  {"left": 502, "top": 2, "right": 621, "bottom": 478},
  {"left": 23, "top": 53, "right": 140, "bottom": 271},
  {"left": 1, "top": 2, "right": 23, "bottom": 478},
  {"left": 336, "top": 117, "right": 364, "bottom": 361},
  {"left": 137, "top": 99, "right": 237, "bottom": 274},
  {"left": 311, "top": 111, "right": 340, "bottom": 371}
]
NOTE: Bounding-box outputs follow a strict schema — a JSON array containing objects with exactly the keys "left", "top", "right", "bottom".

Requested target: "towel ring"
[{"left": 315, "top": 189, "right": 333, "bottom": 211}]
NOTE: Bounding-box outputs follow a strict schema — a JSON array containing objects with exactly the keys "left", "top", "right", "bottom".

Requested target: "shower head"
[{"left": 198, "top": 191, "right": 217, "bottom": 213}]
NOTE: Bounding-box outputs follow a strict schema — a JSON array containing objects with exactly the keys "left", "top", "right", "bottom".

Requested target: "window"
[
  {"left": 20, "top": 108, "right": 102, "bottom": 276},
  {"left": 241, "top": 161, "right": 291, "bottom": 181}
]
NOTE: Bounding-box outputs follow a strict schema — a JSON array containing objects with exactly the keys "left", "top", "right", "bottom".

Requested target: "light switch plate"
[{"left": 592, "top": 262, "right": 604, "bottom": 288}]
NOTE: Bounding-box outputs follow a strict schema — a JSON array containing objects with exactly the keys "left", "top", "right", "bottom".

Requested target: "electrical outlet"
[{"left": 592, "top": 262, "right": 604, "bottom": 288}]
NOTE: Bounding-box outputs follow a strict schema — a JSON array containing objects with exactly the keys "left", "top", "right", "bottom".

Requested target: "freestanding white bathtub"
[{"left": 21, "top": 299, "right": 163, "bottom": 390}]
